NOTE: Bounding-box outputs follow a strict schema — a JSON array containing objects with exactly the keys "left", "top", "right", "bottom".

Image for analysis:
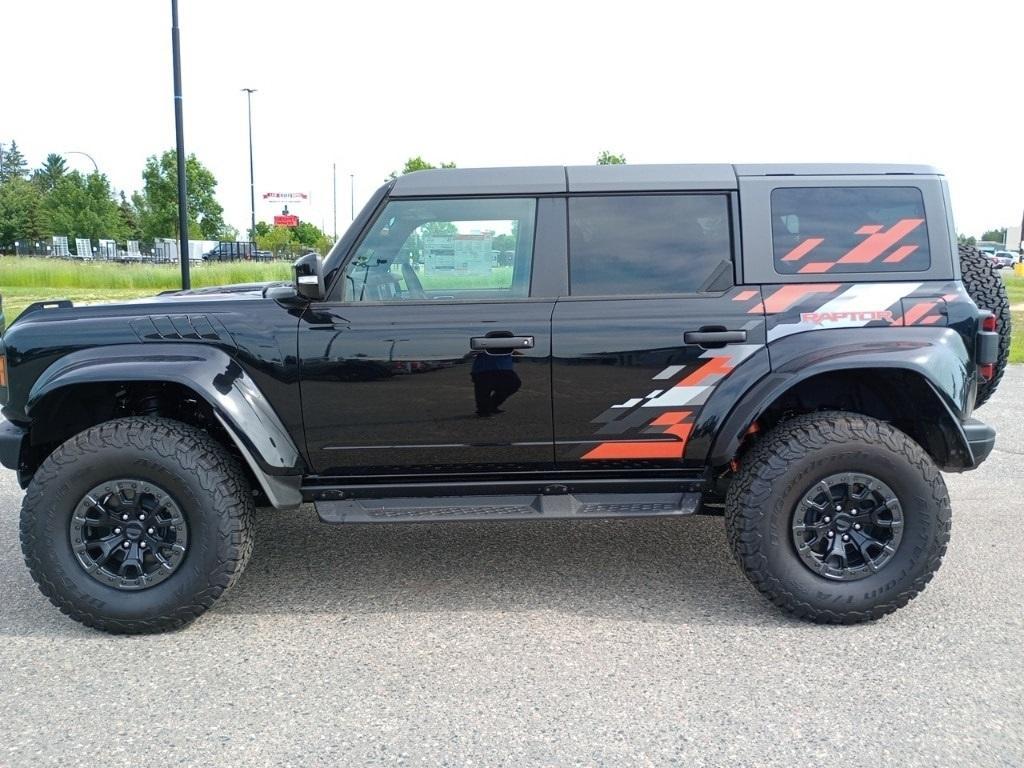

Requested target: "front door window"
[{"left": 338, "top": 198, "right": 537, "bottom": 302}]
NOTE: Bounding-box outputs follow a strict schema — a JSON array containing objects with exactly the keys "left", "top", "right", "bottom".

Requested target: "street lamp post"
[
  {"left": 63, "top": 151, "right": 99, "bottom": 174},
  {"left": 171, "top": 0, "right": 190, "bottom": 290},
  {"left": 242, "top": 88, "right": 257, "bottom": 240}
]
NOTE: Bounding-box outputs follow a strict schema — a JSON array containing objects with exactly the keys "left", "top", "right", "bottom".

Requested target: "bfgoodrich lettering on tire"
[
  {"left": 19, "top": 417, "right": 255, "bottom": 634},
  {"left": 725, "top": 411, "right": 951, "bottom": 623}
]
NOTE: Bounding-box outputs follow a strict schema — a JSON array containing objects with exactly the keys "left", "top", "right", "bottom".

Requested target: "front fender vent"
[{"left": 130, "top": 315, "right": 231, "bottom": 343}]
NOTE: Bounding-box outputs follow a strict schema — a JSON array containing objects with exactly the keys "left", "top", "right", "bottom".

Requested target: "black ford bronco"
[{"left": 0, "top": 164, "right": 1009, "bottom": 633}]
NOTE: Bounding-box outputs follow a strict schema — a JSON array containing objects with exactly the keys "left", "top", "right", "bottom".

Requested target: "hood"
[
  {"left": 5, "top": 281, "right": 298, "bottom": 331},
  {"left": 151, "top": 281, "right": 292, "bottom": 301}
]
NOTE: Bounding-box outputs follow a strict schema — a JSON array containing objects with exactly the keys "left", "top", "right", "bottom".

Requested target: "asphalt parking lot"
[{"left": 1, "top": 370, "right": 1022, "bottom": 767}]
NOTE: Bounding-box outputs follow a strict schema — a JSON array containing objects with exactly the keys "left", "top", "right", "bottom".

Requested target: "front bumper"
[
  {"left": 0, "top": 419, "right": 27, "bottom": 471},
  {"left": 963, "top": 418, "right": 996, "bottom": 465}
]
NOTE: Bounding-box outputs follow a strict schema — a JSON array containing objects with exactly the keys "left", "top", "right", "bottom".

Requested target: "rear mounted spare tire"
[{"left": 958, "top": 244, "right": 1010, "bottom": 408}]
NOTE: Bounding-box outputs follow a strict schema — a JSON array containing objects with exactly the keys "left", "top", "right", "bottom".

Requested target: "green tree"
[
  {"left": 980, "top": 228, "right": 1007, "bottom": 244},
  {"left": 491, "top": 233, "right": 516, "bottom": 253},
  {"left": 117, "top": 191, "right": 142, "bottom": 240},
  {"left": 293, "top": 221, "right": 334, "bottom": 252},
  {"left": 254, "top": 220, "right": 334, "bottom": 256},
  {"left": 255, "top": 225, "right": 296, "bottom": 256},
  {"left": 0, "top": 177, "right": 48, "bottom": 246},
  {"left": 388, "top": 156, "right": 456, "bottom": 180},
  {"left": 134, "top": 150, "right": 226, "bottom": 240},
  {"left": 0, "top": 140, "right": 29, "bottom": 182},
  {"left": 41, "top": 171, "right": 125, "bottom": 243},
  {"left": 33, "top": 153, "right": 68, "bottom": 193},
  {"left": 957, "top": 233, "right": 977, "bottom": 246},
  {"left": 250, "top": 220, "right": 273, "bottom": 240},
  {"left": 292, "top": 221, "right": 322, "bottom": 247},
  {"left": 597, "top": 150, "right": 626, "bottom": 165}
]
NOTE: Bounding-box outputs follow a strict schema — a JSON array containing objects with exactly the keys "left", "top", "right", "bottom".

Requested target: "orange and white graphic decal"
[
  {"left": 766, "top": 282, "right": 919, "bottom": 341},
  {"left": 582, "top": 344, "right": 760, "bottom": 460},
  {"left": 782, "top": 218, "right": 925, "bottom": 274}
]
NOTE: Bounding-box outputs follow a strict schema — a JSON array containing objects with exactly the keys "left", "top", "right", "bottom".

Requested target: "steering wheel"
[{"left": 401, "top": 262, "right": 427, "bottom": 300}]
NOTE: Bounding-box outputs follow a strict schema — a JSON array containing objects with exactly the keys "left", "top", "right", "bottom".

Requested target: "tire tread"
[{"left": 958, "top": 243, "right": 1011, "bottom": 408}]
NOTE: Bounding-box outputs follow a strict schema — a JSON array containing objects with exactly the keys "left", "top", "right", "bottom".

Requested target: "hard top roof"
[{"left": 389, "top": 163, "right": 942, "bottom": 197}]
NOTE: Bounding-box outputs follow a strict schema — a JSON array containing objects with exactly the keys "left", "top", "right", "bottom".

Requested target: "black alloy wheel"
[
  {"left": 70, "top": 479, "right": 188, "bottom": 591},
  {"left": 791, "top": 472, "right": 904, "bottom": 581}
]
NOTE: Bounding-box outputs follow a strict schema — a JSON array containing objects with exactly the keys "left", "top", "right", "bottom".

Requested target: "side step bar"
[{"left": 315, "top": 492, "right": 701, "bottom": 524}]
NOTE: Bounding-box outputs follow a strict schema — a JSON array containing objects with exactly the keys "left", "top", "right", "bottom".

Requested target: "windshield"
[{"left": 321, "top": 182, "right": 393, "bottom": 287}]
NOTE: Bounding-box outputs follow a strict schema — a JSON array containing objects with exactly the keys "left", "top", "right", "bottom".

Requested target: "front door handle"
[
  {"left": 470, "top": 335, "right": 535, "bottom": 351},
  {"left": 683, "top": 329, "right": 747, "bottom": 346}
]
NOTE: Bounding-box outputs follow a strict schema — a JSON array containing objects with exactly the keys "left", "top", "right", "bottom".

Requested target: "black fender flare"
[
  {"left": 707, "top": 327, "right": 978, "bottom": 471},
  {"left": 26, "top": 344, "right": 303, "bottom": 508}
]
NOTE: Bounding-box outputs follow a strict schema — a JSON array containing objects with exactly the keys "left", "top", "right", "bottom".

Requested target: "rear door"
[{"left": 552, "top": 193, "right": 768, "bottom": 470}]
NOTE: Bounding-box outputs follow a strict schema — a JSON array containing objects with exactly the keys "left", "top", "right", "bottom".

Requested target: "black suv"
[{"left": 0, "top": 164, "right": 1009, "bottom": 633}]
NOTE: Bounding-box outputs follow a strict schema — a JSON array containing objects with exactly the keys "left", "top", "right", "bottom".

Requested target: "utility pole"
[
  {"left": 242, "top": 88, "right": 257, "bottom": 240},
  {"left": 350, "top": 174, "right": 355, "bottom": 221},
  {"left": 332, "top": 162, "right": 337, "bottom": 239},
  {"left": 171, "top": 0, "right": 190, "bottom": 289}
]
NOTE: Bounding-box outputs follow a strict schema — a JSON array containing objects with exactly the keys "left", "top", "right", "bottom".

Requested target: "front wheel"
[
  {"left": 20, "top": 417, "right": 255, "bottom": 634},
  {"left": 725, "top": 411, "right": 951, "bottom": 623}
]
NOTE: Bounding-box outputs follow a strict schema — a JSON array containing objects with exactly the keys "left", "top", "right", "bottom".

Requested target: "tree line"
[
  {"left": 1, "top": 143, "right": 628, "bottom": 256},
  {"left": 0, "top": 140, "right": 238, "bottom": 249},
  {"left": 0, "top": 139, "right": 335, "bottom": 256},
  {"left": 958, "top": 229, "right": 1010, "bottom": 247}
]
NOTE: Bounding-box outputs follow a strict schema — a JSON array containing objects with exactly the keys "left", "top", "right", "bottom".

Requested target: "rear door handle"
[
  {"left": 683, "top": 329, "right": 747, "bottom": 346},
  {"left": 470, "top": 335, "right": 535, "bottom": 350}
]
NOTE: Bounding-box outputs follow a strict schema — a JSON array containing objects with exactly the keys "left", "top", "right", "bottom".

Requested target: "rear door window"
[
  {"left": 568, "top": 195, "right": 732, "bottom": 296},
  {"left": 771, "top": 187, "right": 930, "bottom": 274}
]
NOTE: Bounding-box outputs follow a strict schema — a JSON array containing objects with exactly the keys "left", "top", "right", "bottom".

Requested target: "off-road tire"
[
  {"left": 20, "top": 417, "right": 255, "bottom": 634},
  {"left": 725, "top": 411, "right": 951, "bottom": 624},
  {"left": 959, "top": 243, "right": 1010, "bottom": 408}
]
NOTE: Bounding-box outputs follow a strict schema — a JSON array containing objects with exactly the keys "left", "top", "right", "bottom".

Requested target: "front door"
[
  {"left": 551, "top": 192, "right": 768, "bottom": 470},
  {"left": 299, "top": 196, "right": 556, "bottom": 479}
]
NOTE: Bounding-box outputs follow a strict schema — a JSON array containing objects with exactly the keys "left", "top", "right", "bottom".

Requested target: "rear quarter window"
[{"left": 771, "top": 187, "right": 930, "bottom": 274}]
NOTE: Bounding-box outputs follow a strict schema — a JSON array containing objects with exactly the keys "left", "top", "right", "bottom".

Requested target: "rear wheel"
[
  {"left": 725, "top": 411, "right": 950, "bottom": 623},
  {"left": 20, "top": 417, "right": 254, "bottom": 634},
  {"left": 959, "top": 243, "right": 1011, "bottom": 407}
]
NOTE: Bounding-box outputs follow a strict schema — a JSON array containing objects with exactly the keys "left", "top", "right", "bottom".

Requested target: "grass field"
[
  {"left": 1004, "top": 274, "right": 1023, "bottom": 363},
  {"left": 0, "top": 257, "right": 291, "bottom": 324},
  {"left": 0, "top": 256, "right": 290, "bottom": 290}
]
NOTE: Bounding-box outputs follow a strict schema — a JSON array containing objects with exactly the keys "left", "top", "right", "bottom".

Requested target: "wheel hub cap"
[
  {"left": 69, "top": 479, "right": 189, "bottom": 591},
  {"left": 791, "top": 472, "right": 904, "bottom": 581}
]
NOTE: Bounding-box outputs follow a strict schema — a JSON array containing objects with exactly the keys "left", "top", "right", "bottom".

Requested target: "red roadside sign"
[{"left": 274, "top": 215, "right": 299, "bottom": 227}]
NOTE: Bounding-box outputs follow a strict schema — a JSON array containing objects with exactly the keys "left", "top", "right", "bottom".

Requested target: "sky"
[{"left": 3, "top": 0, "right": 1022, "bottom": 240}]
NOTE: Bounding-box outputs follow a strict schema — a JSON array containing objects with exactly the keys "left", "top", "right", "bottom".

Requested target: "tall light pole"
[
  {"left": 242, "top": 88, "right": 257, "bottom": 240},
  {"left": 332, "top": 163, "right": 337, "bottom": 239},
  {"left": 350, "top": 174, "right": 355, "bottom": 221},
  {"left": 171, "top": 0, "right": 190, "bottom": 289}
]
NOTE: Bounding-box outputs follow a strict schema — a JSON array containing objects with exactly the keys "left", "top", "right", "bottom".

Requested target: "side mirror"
[{"left": 293, "top": 252, "right": 324, "bottom": 300}]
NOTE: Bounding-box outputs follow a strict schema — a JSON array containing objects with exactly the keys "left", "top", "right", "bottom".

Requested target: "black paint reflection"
[{"left": 471, "top": 352, "right": 522, "bottom": 417}]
